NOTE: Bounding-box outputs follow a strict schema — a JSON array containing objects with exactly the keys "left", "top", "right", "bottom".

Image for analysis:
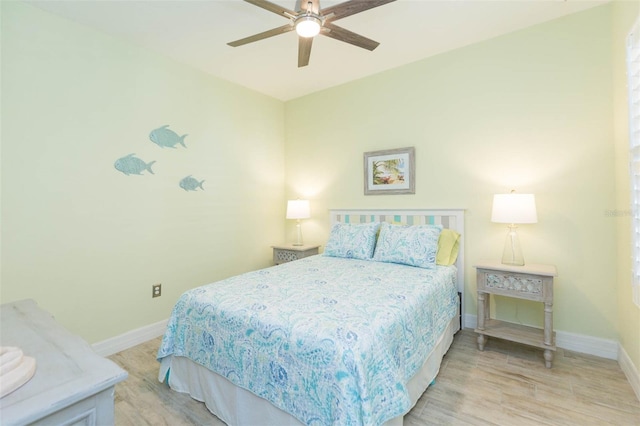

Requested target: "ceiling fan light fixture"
[{"left": 295, "top": 16, "right": 321, "bottom": 38}]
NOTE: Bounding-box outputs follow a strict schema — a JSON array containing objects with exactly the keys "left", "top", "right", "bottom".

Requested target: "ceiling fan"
[{"left": 228, "top": 0, "right": 397, "bottom": 67}]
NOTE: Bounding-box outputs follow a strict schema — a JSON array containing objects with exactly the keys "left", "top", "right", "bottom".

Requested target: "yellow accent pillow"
[{"left": 437, "top": 229, "right": 460, "bottom": 266}]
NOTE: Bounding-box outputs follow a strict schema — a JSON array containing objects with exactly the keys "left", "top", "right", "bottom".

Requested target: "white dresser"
[{"left": 0, "top": 299, "right": 127, "bottom": 425}]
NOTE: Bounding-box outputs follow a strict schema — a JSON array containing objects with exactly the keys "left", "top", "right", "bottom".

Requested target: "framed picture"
[{"left": 363, "top": 147, "right": 415, "bottom": 195}]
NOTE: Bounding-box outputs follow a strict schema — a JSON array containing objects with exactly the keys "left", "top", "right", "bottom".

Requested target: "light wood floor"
[{"left": 109, "top": 329, "right": 640, "bottom": 425}]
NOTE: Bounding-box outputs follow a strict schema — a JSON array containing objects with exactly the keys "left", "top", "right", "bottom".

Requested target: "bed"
[{"left": 157, "top": 209, "right": 465, "bottom": 425}]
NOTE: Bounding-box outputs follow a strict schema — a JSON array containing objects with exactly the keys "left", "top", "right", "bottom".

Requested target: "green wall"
[
  {"left": 1, "top": 0, "right": 638, "bottom": 379},
  {"left": 0, "top": 2, "right": 285, "bottom": 343},
  {"left": 613, "top": 1, "right": 640, "bottom": 374},
  {"left": 286, "top": 5, "right": 620, "bottom": 341}
]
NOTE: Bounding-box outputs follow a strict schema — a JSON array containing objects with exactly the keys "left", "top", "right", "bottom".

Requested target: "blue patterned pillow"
[
  {"left": 373, "top": 222, "right": 443, "bottom": 268},
  {"left": 324, "top": 222, "right": 381, "bottom": 260}
]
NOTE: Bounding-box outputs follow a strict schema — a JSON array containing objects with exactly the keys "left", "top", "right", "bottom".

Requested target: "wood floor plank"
[{"left": 109, "top": 330, "right": 640, "bottom": 425}]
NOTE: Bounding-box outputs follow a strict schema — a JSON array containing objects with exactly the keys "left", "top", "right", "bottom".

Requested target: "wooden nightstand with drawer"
[
  {"left": 272, "top": 244, "right": 320, "bottom": 265},
  {"left": 474, "top": 260, "right": 558, "bottom": 368}
]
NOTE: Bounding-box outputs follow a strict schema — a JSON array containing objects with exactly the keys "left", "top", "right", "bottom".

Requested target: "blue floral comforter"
[{"left": 157, "top": 255, "right": 458, "bottom": 425}]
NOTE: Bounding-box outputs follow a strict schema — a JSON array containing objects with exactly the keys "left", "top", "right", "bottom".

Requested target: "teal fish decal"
[
  {"left": 114, "top": 154, "right": 156, "bottom": 176},
  {"left": 179, "top": 175, "right": 204, "bottom": 191},
  {"left": 149, "top": 125, "right": 187, "bottom": 149}
]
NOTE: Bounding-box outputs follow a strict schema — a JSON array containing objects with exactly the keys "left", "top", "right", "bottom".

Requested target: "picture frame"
[{"left": 363, "top": 147, "right": 415, "bottom": 195}]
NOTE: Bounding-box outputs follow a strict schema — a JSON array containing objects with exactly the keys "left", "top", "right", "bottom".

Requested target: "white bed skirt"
[{"left": 159, "top": 317, "right": 459, "bottom": 426}]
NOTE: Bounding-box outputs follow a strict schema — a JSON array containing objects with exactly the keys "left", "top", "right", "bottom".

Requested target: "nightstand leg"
[
  {"left": 544, "top": 300, "right": 554, "bottom": 368},
  {"left": 477, "top": 334, "right": 487, "bottom": 351},
  {"left": 544, "top": 301, "right": 553, "bottom": 346},
  {"left": 477, "top": 292, "right": 486, "bottom": 329},
  {"left": 544, "top": 349, "right": 553, "bottom": 369},
  {"left": 477, "top": 292, "right": 488, "bottom": 351}
]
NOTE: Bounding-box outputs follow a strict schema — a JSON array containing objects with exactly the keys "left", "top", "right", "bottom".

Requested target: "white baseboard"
[
  {"left": 92, "top": 319, "right": 168, "bottom": 357},
  {"left": 555, "top": 329, "right": 619, "bottom": 360},
  {"left": 619, "top": 343, "right": 640, "bottom": 402},
  {"left": 463, "top": 314, "right": 618, "bottom": 360},
  {"left": 463, "top": 314, "right": 478, "bottom": 330}
]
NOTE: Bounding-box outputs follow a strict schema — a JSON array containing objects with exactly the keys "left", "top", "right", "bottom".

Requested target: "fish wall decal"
[
  {"left": 114, "top": 154, "right": 156, "bottom": 176},
  {"left": 149, "top": 125, "right": 187, "bottom": 149},
  {"left": 179, "top": 175, "right": 205, "bottom": 191}
]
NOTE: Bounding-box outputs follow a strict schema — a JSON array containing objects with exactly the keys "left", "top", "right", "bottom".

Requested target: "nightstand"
[
  {"left": 474, "top": 260, "right": 558, "bottom": 368},
  {"left": 272, "top": 244, "right": 320, "bottom": 265}
]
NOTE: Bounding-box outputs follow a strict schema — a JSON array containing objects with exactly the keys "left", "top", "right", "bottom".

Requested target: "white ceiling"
[{"left": 27, "top": 0, "right": 607, "bottom": 101}]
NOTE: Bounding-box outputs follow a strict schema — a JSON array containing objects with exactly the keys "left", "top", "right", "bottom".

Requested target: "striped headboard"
[{"left": 329, "top": 209, "right": 465, "bottom": 327}]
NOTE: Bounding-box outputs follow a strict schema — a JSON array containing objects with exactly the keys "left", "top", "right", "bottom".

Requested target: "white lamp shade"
[
  {"left": 491, "top": 193, "right": 538, "bottom": 224},
  {"left": 286, "top": 200, "right": 310, "bottom": 219}
]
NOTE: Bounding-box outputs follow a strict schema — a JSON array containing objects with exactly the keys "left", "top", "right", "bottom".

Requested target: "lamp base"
[
  {"left": 293, "top": 221, "right": 304, "bottom": 246},
  {"left": 501, "top": 225, "right": 525, "bottom": 266}
]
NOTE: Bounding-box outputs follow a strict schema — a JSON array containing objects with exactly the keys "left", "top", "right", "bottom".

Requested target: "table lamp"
[
  {"left": 491, "top": 191, "right": 537, "bottom": 266},
  {"left": 286, "top": 200, "right": 310, "bottom": 246}
]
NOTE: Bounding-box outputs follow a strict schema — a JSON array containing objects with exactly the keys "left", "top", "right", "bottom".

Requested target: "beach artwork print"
[{"left": 363, "top": 147, "right": 415, "bottom": 195}]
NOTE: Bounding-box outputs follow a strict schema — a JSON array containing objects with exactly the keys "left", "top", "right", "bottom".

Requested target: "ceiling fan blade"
[
  {"left": 321, "top": 0, "right": 396, "bottom": 22},
  {"left": 244, "top": 0, "right": 297, "bottom": 19},
  {"left": 227, "top": 24, "right": 294, "bottom": 47},
  {"left": 321, "top": 22, "right": 379, "bottom": 51},
  {"left": 298, "top": 36, "right": 313, "bottom": 67}
]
